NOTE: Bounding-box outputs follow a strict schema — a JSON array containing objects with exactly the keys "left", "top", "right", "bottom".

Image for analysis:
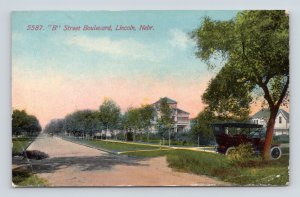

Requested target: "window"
[{"left": 279, "top": 116, "right": 282, "bottom": 124}]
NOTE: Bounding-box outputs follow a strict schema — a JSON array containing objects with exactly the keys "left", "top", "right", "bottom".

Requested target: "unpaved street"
[{"left": 24, "top": 136, "right": 227, "bottom": 186}]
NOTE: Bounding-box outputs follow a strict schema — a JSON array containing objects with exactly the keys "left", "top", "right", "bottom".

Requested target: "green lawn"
[
  {"left": 12, "top": 168, "right": 48, "bottom": 187},
  {"left": 281, "top": 147, "right": 289, "bottom": 154},
  {"left": 12, "top": 137, "right": 34, "bottom": 155},
  {"left": 121, "top": 149, "right": 174, "bottom": 157},
  {"left": 63, "top": 137, "right": 162, "bottom": 152},
  {"left": 122, "top": 149, "right": 289, "bottom": 186}
]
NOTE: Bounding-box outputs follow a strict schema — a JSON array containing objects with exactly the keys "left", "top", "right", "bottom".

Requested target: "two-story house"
[
  {"left": 251, "top": 108, "right": 289, "bottom": 136},
  {"left": 151, "top": 97, "right": 190, "bottom": 133}
]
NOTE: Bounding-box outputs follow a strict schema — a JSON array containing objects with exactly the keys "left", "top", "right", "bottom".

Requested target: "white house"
[
  {"left": 151, "top": 97, "right": 190, "bottom": 133},
  {"left": 251, "top": 108, "right": 289, "bottom": 136}
]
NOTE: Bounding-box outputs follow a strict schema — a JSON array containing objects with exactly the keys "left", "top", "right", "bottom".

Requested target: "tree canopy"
[
  {"left": 192, "top": 10, "right": 289, "bottom": 159},
  {"left": 99, "top": 99, "right": 121, "bottom": 130},
  {"left": 12, "top": 109, "right": 42, "bottom": 136},
  {"left": 157, "top": 98, "right": 174, "bottom": 138},
  {"left": 191, "top": 108, "right": 216, "bottom": 145}
]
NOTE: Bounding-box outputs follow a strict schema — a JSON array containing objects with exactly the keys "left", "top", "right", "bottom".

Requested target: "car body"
[{"left": 211, "top": 122, "right": 281, "bottom": 159}]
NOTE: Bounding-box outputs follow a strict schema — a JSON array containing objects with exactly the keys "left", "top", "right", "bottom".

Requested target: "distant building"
[
  {"left": 151, "top": 97, "right": 190, "bottom": 133},
  {"left": 251, "top": 108, "right": 289, "bottom": 136}
]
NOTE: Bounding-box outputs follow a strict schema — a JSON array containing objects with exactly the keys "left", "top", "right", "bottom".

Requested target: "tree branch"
[
  {"left": 275, "top": 76, "right": 289, "bottom": 108},
  {"left": 257, "top": 80, "right": 275, "bottom": 108}
]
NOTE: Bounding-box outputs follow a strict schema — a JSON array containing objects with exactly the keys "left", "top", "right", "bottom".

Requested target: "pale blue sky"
[
  {"left": 12, "top": 11, "right": 237, "bottom": 81},
  {"left": 12, "top": 11, "right": 239, "bottom": 126}
]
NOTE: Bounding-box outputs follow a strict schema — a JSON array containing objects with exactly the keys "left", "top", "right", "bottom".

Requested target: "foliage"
[
  {"left": 190, "top": 108, "right": 216, "bottom": 145},
  {"left": 63, "top": 110, "right": 102, "bottom": 136},
  {"left": 99, "top": 98, "right": 121, "bottom": 130},
  {"left": 124, "top": 107, "right": 142, "bottom": 131},
  {"left": 125, "top": 131, "right": 133, "bottom": 141},
  {"left": 191, "top": 10, "right": 289, "bottom": 159},
  {"left": 12, "top": 137, "right": 34, "bottom": 156},
  {"left": 44, "top": 119, "right": 64, "bottom": 135},
  {"left": 227, "top": 143, "right": 255, "bottom": 162},
  {"left": 12, "top": 109, "right": 42, "bottom": 137},
  {"left": 157, "top": 98, "right": 174, "bottom": 138},
  {"left": 22, "top": 150, "right": 49, "bottom": 160},
  {"left": 166, "top": 149, "right": 289, "bottom": 185},
  {"left": 139, "top": 104, "right": 155, "bottom": 136},
  {"left": 202, "top": 65, "right": 252, "bottom": 120},
  {"left": 122, "top": 105, "right": 154, "bottom": 141},
  {"left": 12, "top": 167, "right": 48, "bottom": 187}
]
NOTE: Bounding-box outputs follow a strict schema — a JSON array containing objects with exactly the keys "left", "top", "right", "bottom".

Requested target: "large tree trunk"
[
  {"left": 262, "top": 108, "right": 279, "bottom": 160},
  {"left": 259, "top": 77, "right": 289, "bottom": 160}
]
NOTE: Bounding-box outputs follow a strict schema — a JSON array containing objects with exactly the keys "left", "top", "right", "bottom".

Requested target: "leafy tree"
[
  {"left": 202, "top": 65, "right": 252, "bottom": 121},
  {"left": 191, "top": 11, "right": 289, "bottom": 159},
  {"left": 12, "top": 109, "right": 42, "bottom": 137},
  {"left": 44, "top": 119, "right": 64, "bottom": 135},
  {"left": 63, "top": 110, "right": 102, "bottom": 137},
  {"left": 139, "top": 104, "right": 155, "bottom": 142},
  {"left": 191, "top": 108, "right": 216, "bottom": 145},
  {"left": 99, "top": 99, "right": 121, "bottom": 137},
  {"left": 157, "top": 98, "right": 174, "bottom": 141},
  {"left": 124, "top": 107, "right": 142, "bottom": 141}
]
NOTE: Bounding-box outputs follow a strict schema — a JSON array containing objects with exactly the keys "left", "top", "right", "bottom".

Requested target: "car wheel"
[
  {"left": 270, "top": 146, "right": 282, "bottom": 160},
  {"left": 225, "top": 147, "right": 235, "bottom": 156}
]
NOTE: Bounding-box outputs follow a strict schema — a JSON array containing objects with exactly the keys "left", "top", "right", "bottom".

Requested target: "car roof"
[{"left": 212, "top": 122, "right": 263, "bottom": 128}]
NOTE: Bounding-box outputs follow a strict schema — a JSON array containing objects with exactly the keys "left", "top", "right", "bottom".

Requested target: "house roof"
[
  {"left": 252, "top": 108, "right": 289, "bottom": 122},
  {"left": 154, "top": 97, "right": 177, "bottom": 104}
]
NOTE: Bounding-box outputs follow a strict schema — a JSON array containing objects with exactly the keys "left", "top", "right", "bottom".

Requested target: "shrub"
[
  {"left": 22, "top": 150, "right": 49, "bottom": 160},
  {"left": 126, "top": 131, "right": 133, "bottom": 141},
  {"left": 227, "top": 143, "right": 255, "bottom": 162}
]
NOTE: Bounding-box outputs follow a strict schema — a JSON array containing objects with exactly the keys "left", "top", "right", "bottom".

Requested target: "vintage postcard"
[{"left": 12, "top": 10, "right": 289, "bottom": 187}]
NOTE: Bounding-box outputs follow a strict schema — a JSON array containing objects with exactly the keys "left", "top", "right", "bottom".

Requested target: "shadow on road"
[{"left": 13, "top": 154, "right": 148, "bottom": 174}]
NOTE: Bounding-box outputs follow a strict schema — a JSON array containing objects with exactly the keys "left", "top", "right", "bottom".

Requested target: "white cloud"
[
  {"left": 169, "top": 29, "right": 191, "bottom": 50},
  {"left": 67, "top": 36, "right": 168, "bottom": 61}
]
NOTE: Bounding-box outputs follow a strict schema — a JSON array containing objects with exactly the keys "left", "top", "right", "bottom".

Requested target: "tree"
[
  {"left": 44, "top": 119, "right": 64, "bottom": 135},
  {"left": 63, "top": 110, "right": 102, "bottom": 137},
  {"left": 157, "top": 98, "right": 174, "bottom": 145},
  {"left": 124, "top": 107, "right": 142, "bottom": 141},
  {"left": 99, "top": 99, "right": 121, "bottom": 138},
  {"left": 12, "top": 109, "right": 42, "bottom": 137},
  {"left": 139, "top": 104, "right": 155, "bottom": 142},
  {"left": 202, "top": 65, "right": 252, "bottom": 121},
  {"left": 191, "top": 108, "right": 216, "bottom": 146},
  {"left": 191, "top": 11, "right": 289, "bottom": 159}
]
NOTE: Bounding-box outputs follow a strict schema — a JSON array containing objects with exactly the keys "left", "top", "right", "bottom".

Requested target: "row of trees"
[
  {"left": 44, "top": 99, "right": 122, "bottom": 138},
  {"left": 44, "top": 99, "right": 175, "bottom": 141},
  {"left": 12, "top": 109, "right": 42, "bottom": 137}
]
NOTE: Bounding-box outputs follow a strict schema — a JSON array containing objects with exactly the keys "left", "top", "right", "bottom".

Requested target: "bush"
[
  {"left": 22, "top": 150, "right": 49, "bottom": 160},
  {"left": 227, "top": 143, "right": 255, "bottom": 162},
  {"left": 126, "top": 131, "right": 133, "bottom": 141}
]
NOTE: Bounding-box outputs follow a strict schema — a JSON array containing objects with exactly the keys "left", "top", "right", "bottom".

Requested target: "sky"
[{"left": 12, "top": 10, "right": 241, "bottom": 127}]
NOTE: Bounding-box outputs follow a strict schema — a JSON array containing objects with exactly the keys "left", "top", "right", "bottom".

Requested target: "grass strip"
[
  {"left": 63, "top": 136, "right": 161, "bottom": 152},
  {"left": 12, "top": 167, "right": 48, "bottom": 187},
  {"left": 12, "top": 137, "right": 34, "bottom": 155}
]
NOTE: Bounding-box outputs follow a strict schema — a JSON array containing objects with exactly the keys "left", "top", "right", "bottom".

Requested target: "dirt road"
[{"left": 23, "top": 136, "right": 227, "bottom": 186}]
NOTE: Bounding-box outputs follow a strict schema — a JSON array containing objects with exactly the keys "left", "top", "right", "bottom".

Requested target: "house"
[
  {"left": 151, "top": 97, "right": 190, "bottom": 133},
  {"left": 251, "top": 108, "right": 289, "bottom": 136}
]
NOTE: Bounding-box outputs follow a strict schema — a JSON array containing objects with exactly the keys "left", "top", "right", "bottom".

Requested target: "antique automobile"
[{"left": 211, "top": 122, "right": 282, "bottom": 159}]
